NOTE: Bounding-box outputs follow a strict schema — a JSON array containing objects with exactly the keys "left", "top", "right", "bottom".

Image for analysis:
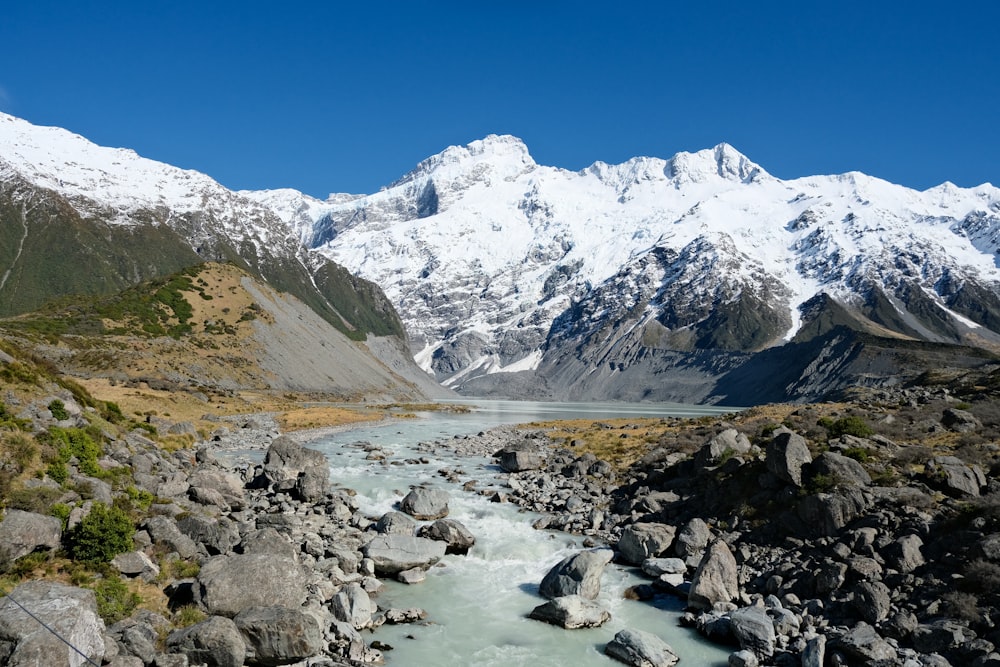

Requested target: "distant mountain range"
[{"left": 3, "top": 112, "right": 999, "bottom": 404}]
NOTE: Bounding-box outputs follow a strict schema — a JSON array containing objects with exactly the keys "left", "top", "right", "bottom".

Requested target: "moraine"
[{"left": 306, "top": 400, "right": 733, "bottom": 667}]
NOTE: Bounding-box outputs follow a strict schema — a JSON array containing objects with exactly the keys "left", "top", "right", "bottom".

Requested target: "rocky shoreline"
[{"left": 3, "top": 387, "right": 1000, "bottom": 667}]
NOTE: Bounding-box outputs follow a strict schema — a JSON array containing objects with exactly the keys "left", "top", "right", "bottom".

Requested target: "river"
[{"left": 306, "top": 400, "right": 736, "bottom": 666}]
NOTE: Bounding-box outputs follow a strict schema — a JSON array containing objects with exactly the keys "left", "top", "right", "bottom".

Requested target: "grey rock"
[
  {"left": 0, "top": 580, "right": 106, "bottom": 667},
  {"left": 810, "top": 451, "right": 871, "bottom": 487},
  {"left": 529, "top": 595, "right": 610, "bottom": 629},
  {"left": 942, "top": 407, "right": 982, "bottom": 432},
  {"left": 617, "top": 523, "right": 676, "bottom": 565},
  {"left": 766, "top": 431, "right": 812, "bottom": 487},
  {"left": 499, "top": 449, "right": 544, "bottom": 472},
  {"left": 538, "top": 548, "right": 614, "bottom": 600},
  {"left": 362, "top": 534, "right": 446, "bottom": 575},
  {"left": 397, "top": 567, "right": 427, "bottom": 584},
  {"left": 166, "top": 615, "right": 245, "bottom": 667},
  {"left": 262, "top": 436, "right": 330, "bottom": 502},
  {"left": 925, "top": 455, "right": 986, "bottom": 497},
  {"left": 913, "top": 620, "right": 967, "bottom": 654},
  {"left": 72, "top": 475, "right": 114, "bottom": 505},
  {"left": 674, "top": 517, "right": 712, "bottom": 561},
  {"left": 238, "top": 527, "right": 297, "bottom": 558},
  {"left": 383, "top": 608, "right": 427, "bottom": 624},
  {"left": 398, "top": 487, "right": 449, "bottom": 520},
  {"left": 144, "top": 515, "right": 199, "bottom": 559},
  {"left": 641, "top": 557, "right": 687, "bottom": 578},
  {"left": 196, "top": 553, "right": 309, "bottom": 617},
  {"left": 802, "top": 635, "right": 826, "bottom": 667},
  {"left": 689, "top": 539, "right": 739, "bottom": 611},
  {"left": 729, "top": 606, "right": 775, "bottom": 659},
  {"left": 0, "top": 509, "right": 61, "bottom": 563},
  {"left": 604, "top": 628, "right": 680, "bottom": 667},
  {"left": 695, "top": 429, "right": 751, "bottom": 467},
  {"left": 234, "top": 606, "right": 324, "bottom": 666},
  {"left": 111, "top": 551, "right": 161, "bottom": 581},
  {"left": 418, "top": 518, "right": 476, "bottom": 554},
  {"left": 728, "top": 649, "right": 758, "bottom": 667},
  {"left": 884, "top": 534, "right": 925, "bottom": 573},
  {"left": 796, "top": 487, "right": 868, "bottom": 537},
  {"left": 828, "top": 622, "right": 898, "bottom": 664},
  {"left": 331, "top": 583, "right": 374, "bottom": 629},
  {"left": 853, "top": 581, "right": 891, "bottom": 624},
  {"left": 176, "top": 514, "right": 240, "bottom": 556},
  {"left": 375, "top": 511, "right": 418, "bottom": 535}
]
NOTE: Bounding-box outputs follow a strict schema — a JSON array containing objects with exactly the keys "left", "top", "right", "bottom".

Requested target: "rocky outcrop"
[
  {"left": 165, "top": 615, "right": 246, "bottom": 667},
  {"left": 538, "top": 549, "right": 614, "bottom": 600},
  {"left": 0, "top": 581, "right": 106, "bottom": 667},
  {"left": 616, "top": 522, "right": 676, "bottom": 565},
  {"left": 361, "top": 534, "right": 446, "bottom": 575},
  {"left": 234, "top": 606, "right": 325, "bottom": 666},
  {"left": 766, "top": 430, "right": 812, "bottom": 487},
  {"left": 0, "top": 510, "right": 61, "bottom": 564},
  {"left": 195, "top": 553, "right": 310, "bottom": 617},
  {"left": 259, "top": 436, "right": 330, "bottom": 502},
  {"left": 604, "top": 628, "right": 680, "bottom": 667},
  {"left": 398, "top": 487, "right": 450, "bottom": 520},
  {"left": 528, "top": 595, "right": 610, "bottom": 629},
  {"left": 688, "top": 539, "right": 739, "bottom": 611},
  {"left": 418, "top": 518, "right": 476, "bottom": 555}
]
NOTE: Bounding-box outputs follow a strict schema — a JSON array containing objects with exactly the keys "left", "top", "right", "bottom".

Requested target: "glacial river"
[{"left": 307, "top": 400, "right": 736, "bottom": 667}]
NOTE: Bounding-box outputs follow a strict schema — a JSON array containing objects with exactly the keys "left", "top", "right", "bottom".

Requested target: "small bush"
[
  {"left": 822, "top": 416, "right": 874, "bottom": 439},
  {"left": 5, "top": 485, "right": 63, "bottom": 513},
  {"left": 173, "top": 605, "right": 206, "bottom": 627},
  {"left": 942, "top": 590, "right": 980, "bottom": 623},
  {"left": 843, "top": 447, "right": 872, "bottom": 463},
  {"left": 93, "top": 575, "right": 141, "bottom": 624},
  {"left": 963, "top": 560, "right": 1000, "bottom": 594},
  {"left": 66, "top": 502, "right": 134, "bottom": 563},
  {"left": 48, "top": 399, "right": 70, "bottom": 421}
]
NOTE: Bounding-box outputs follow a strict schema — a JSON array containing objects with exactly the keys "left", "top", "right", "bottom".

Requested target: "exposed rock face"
[
  {"left": 499, "top": 449, "right": 544, "bottom": 472},
  {"left": 165, "top": 615, "right": 246, "bottom": 667},
  {"left": 361, "top": 534, "right": 447, "bottom": 575},
  {"left": 766, "top": 431, "right": 812, "bottom": 487},
  {"left": 0, "top": 510, "right": 62, "bottom": 563},
  {"left": 828, "top": 622, "right": 898, "bottom": 664},
  {"left": 604, "top": 628, "right": 680, "bottom": 667},
  {"left": 0, "top": 581, "right": 106, "bottom": 667},
  {"left": 528, "top": 595, "right": 611, "bottom": 629},
  {"left": 924, "top": 455, "right": 986, "bottom": 497},
  {"left": 398, "top": 487, "right": 450, "bottom": 520},
  {"left": 195, "top": 553, "right": 309, "bottom": 617},
  {"left": 234, "top": 606, "right": 324, "bottom": 666},
  {"left": 617, "top": 522, "right": 676, "bottom": 565},
  {"left": 111, "top": 551, "right": 161, "bottom": 581},
  {"left": 538, "top": 549, "right": 614, "bottom": 600},
  {"left": 694, "top": 429, "right": 751, "bottom": 467},
  {"left": 796, "top": 487, "right": 869, "bottom": 537},
  {"left": 688, "top": 539, "right": 739, "bottom": 611},
  {"left": 809, "top": 451, "right": 871, "bottom": 487}
]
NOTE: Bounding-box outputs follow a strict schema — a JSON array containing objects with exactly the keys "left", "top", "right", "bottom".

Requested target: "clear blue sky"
[{"left": 2, "top": 1, "right": 997, "bottom": 198}]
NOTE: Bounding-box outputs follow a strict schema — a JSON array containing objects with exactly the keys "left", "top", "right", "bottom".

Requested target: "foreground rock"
[
  {"left": 362, "top": 534, "right": 447, "bottom": 575},
  {"left": 529, "top": 595, "right": 610, "bottom": 629},
  {"left": 195, "top": 553, "right": 310, "bottom": 617},
  {"left": 166, "top": 615, "right": 245, "bottom": 667},
  {"left": 604, "top": 628, "right": 680, "bottom": 667},
  {"left": 0, "top": 580, "right": 105, "bottom": 667},
  {"left": 538, "top": 549, "right": 614, "bottom": 600},
  {"left": 234, "top": 606, "right": 325, "bottom": 665},
  {"left": 0, "top": 510, "right": 62, "bottom": 564},
  {"left": 688, "top": 539, "right": 739, "bottom": 611}
]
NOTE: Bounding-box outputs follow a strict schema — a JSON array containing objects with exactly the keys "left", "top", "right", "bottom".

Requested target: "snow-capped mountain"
[
  {"left": 4, "top": 110, "right": 1000, "bottom": 404},
  {"left": 282, "top": 135, "right": 1000, "bottom": 403}
]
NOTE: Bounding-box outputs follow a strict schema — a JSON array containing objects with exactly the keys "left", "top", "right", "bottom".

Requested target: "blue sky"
[{"left": 1, "top": 2, "right": 997, "bottom": 198}]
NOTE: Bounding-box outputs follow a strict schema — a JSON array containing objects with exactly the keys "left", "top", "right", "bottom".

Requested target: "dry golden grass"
[{"left": 276, "top": 406, "right": 382, "bottom": 432}]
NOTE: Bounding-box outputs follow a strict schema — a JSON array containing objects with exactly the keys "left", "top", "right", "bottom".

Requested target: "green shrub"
[
  {"left": 66, "top": 503, "right": 134, "bottom": 563},
  {"left": 6, "top": 485, "right": 62, "bottom": 513},
  {"left": 49, "top": 503, "right": 72, "bottom": 528},
  {"left": 843, "top": 447, "right": 872, "bottom": 463},
  {"left": 48, "top": 399, "right": 70, "bottom": 421},
  {"left": 93, "top": 575, "right": 141, "bottom": 624},
  {"left": 821, "top": 416, "right": 874, "bottom": 439},
  {"left": 101, "top": 401, "right": 125, "bottom": 424},
  {"left": 46, "top": 461, "right": 69, "bottom": 484}
]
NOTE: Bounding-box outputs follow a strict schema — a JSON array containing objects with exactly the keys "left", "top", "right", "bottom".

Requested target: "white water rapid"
[{"left": 308, "top": 400, "right": 735, "bottom": 666}]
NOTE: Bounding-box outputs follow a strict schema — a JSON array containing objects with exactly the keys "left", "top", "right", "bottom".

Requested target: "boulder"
[
  {"left": 529, "top": 595, "right": 610, "bottom": 629},
  {"left": 809, "top": 451, "right": 872, "bottom": 487},
  {"left": 617, "top": 523, "right": 676, "bottom": 565},
  {"left": 176, "top": 514, "right": 241, "bottom": 556},
  {"left": 674, "top": 517, "right": 712, "bottom": 561},
  {"left": 111, "top": 551, "right": 161, "bottom": 581},
  {"left": 925, "top": 456, "right": 986, "bottom": 497},
  {"left": 641, "top": 557, "right": 687, "bottom": 578},
  {"left": 262, "top": 436, "right": 330, "bottom": 502},
  {"left": 234, "top": 606, "right": 324, "bottom": 666},
  {"left": 0, "top": 580, "right": 106, "bottom": 667},
  {"left": 238, "top": 528, "right": 298, "bottom": 558},
  {"left": 884, "top": 534, "right": 925, "bottom": 573},
  {"left": 166, "top": 615, "right": 245, "bottom": 667},
  {"left": 688, "top": 539, "right": 739, "bottom": 611},
  {"left": 398, "top": 487, "right": 449, "bottom": 520},
  {"left": 942, "top": 407, "right": 981, "bottom": 432},
  {"left": 144, "top": 515, "right": 199, "bottom": 559},
  {"left": 729, "top": 606, "right": 775, "bottom": 658},
  {"left": 331, "top": 583, "right": 374, "bottom": 629},
  {"left": 499, "top": 449, "right": 544, "bottom": 472},
  {"left": 766, "top": 431, "right": 812, "bottom": 487},
  {"left": 375, "top": 511, "right": 418, "bottom": 535},
  {"left": 796, "top": 487, "right": 869, "bottom": 537},
  {"left": 538, "top": 549, "right": 614, "bottom": 600},
  {"left": 362, "top": 534, "right": 446, "bottom": 575},
  {"left": 828, "top": 622, "right": 898, "bottom": 664},
  {"left": 802, "top": 635, "right": 826, "bottom": 667},
  {"left": 729, "top": 650, "right": 758, "bottom": 667},
  {"left": 418, "top": 518, "right": 476, "bottom": 554},
  {"left": 695, "top": 429, "right": 751, "bottom": 467},
  {"left": 853, "top": 581, "right": 891, "bottom": 624},
  {"left": 196, "top": 553, "right": 309, "bottom": 617},
  {"left": 0, "top": 509, "right": 62, "bottom": 563},
  {"left": 604, "top": 628, "right": 680, "bottom": 667}
]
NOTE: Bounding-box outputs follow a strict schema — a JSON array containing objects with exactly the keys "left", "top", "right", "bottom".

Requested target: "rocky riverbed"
[{"left": 3, "top": 384, "right": 1000, "bottom": 667}]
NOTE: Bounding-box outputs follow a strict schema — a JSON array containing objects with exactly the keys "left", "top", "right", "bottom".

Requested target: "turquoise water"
[{"left": 308, "top": 400, "right": 735, "bottom": 667}]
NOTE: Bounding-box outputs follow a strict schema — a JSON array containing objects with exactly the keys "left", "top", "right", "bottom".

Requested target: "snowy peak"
[
  {"left": 668, "top": 142, "right": 768, "bottom": 184},
  {"left": 391, "top": 134, "right": 537, "bottom": 188}
]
